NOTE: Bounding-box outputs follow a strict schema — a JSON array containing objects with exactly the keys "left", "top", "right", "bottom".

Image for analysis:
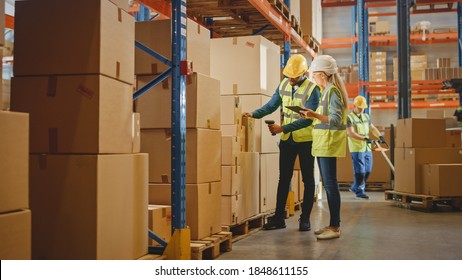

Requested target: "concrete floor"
[{"left": 218, "top": 191, "right": 462, "bottom": 260}]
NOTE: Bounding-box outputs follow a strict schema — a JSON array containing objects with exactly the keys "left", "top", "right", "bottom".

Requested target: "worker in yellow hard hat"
[
  {"left": 346, "top": 95, "right": 383, "bottom": 199},
  {"left": 242, "top": 54, "right": 320, "bottom": 231}
]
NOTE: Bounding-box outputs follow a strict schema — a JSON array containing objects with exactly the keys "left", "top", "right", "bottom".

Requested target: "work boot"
[
  {"left": 263, "top": 217, "right": 286, "bottom": 230},
  {"left": 355, "top": 194, "right": 370, "bottom": 200},
  {"left": 298, "top": 218, "right": 311, "bottom": 232}
]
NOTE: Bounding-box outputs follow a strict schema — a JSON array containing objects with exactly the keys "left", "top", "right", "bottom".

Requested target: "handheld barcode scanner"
[{"left": 264, "top": 120, "right": 276, "bottom": 136}]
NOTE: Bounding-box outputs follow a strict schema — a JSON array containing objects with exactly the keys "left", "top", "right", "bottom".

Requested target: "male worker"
[
  {"left": 242, "top": 54, "right": 320, "bottom": 231},
  {"left": 346, "top": 95, "right": 384, "bottom": 199},
  {"left": 442, "top": 79, "right": 462, "bottom": 126}
]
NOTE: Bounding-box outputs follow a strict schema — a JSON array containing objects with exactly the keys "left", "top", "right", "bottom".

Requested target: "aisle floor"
[{"left": 218, "top": 191, "right": 462, "bottom": 260}]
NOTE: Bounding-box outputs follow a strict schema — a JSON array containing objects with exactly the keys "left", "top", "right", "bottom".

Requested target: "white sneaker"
[
  {"left": 316, "top": 228, "right": 341, "bottom": 240},
  {"left": 314, "top": 226, "right": 328, "bottom": 235}
]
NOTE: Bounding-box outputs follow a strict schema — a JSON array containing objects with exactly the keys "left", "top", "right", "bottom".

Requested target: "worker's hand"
[
  {"left": 268, "top": 124, "right": 283, "bottom": 135},
  {"left": 364, "top": 137, "right": 373, "bottom": 144},
  {"left": 379, "top": 136, "right": 386, "bottom": 144},
  {"left": 242, "top": 112, "right": 253, "bottom": 118},
  {"left": 299, "top": 108, "right": 314, "bottom": 119}
]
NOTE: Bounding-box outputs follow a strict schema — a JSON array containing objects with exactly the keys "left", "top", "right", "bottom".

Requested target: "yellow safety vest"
[
  {"left": 312, "top": 84, "right": 347, "bottom": 157},
  {"left": 279, "top": 78, "right": 318, "bottom": 142},
  {"left": 347, "top": 112, "right": 371, "bottom": 152}
]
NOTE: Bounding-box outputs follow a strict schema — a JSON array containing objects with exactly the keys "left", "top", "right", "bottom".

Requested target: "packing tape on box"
[
  {"left": 118, "top": 8, "right": 122, "bottom": 22},
  {"left": 233, "top": 84, "right": 238, "bottom": 94},
  {"left": 161, "top": 175, "right": 170, "bottom": 183},
  {"left": 197, "top": 24, "right": 201, "bottom": 34},
  {"left": 47, "top": 76, "right": 58, "bottom": 97},
  {"left": 116, "top": 61, "right": 121, "bottom": 79},
  {"left": 162, "top": 79, "right": 169, "bottom": 90},
  {"left": 233, "top": 37, "right": 238, "bottom": 45},
  {"left": 38, "top": 154, "right": 48, "bottom": 169}
]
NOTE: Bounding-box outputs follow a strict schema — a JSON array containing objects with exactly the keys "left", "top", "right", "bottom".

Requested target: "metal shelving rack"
[{"left": 321, "top": 0, "right": 462, "bottom": 110}]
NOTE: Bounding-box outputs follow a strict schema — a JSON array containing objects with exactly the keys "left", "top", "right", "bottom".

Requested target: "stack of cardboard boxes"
[
  {"left": 369, "top": 52, "right": 387, "bottom": 82},
  {"left": 394, "top": 118, "right": 462, "bottom": 196},
  {"left": 338, "top": 64, "right": 359, "bottom": 84},
  {"left": 425, "top": 58, "right": 462, "bottom": 80},
  {"left": 393, "top": 53, "right": 427, "bottom": 81},
  {"left": 11, "top": 0, "right": 148, "bottom": 260},
  {"left": 211, "top": 36, "right": 281, "bottom": 222},
  {"left": 135, "top": 19, "right": 222, "bottom": 241}
]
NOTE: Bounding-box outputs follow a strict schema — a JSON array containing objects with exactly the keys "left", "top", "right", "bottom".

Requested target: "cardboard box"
[
  {"left": 0, "top": 210, "right": 31, "bottom": 260},
  {"left": 422, "top": 164, "right": 462, "bottom": 196},
  {"left": 446, "top": 129, "right": 462, "bottom": 148},
  {"left": 211, "top": 35, "right": 280, "bottom": 97},
  {"left": 437, "top": 58, "right": 451, "bottom": 68},
  {"left": 222, "top": 166, "right": 241, "bottom": 195},
  {"left": 148, "top": 182, "right": 222, "bottom": 240},
  {"left": 132, "top": 113, "right": 141, "bottom": 153},
  {"left": 260, "top": 153, "right": 278, "bottom": 213},
  {"left": 426, "top": 109, "right": 446, "bottom": 119},
  {"left": 220, "top": 95, "right": 242, "bottom": 125},
  {"left": 11, "top": 75, "right": 133, "bottom": 154},
  {"left": 238, "top": 94, "right": 280, "bottom": 153},
  {"left": 29, "top": 154, "right": 148, "bottom": 260},
  {"left": 370, "top": 52, "right": 386, "bottom": 59},
  {"left": 221, "top": 195, "right": 241, "bottom": 225},
  {"left": 136, "top": 73, "right": 220, "bottom": 129},
  {"left": 222, "top": 136, "right": 241, "bottom": 166},
  {"left": 14, "top": 0, "right": 134, "bottom": 84},
  {"left": 148, "top": 205, "right": 171, "bottom": 246},
  {"left": 394, "top": 148, "right": 462, "bottom": 194},
  {"left": 141, "top": 128, "right": 221, "bottom": 184},
  {"left": 2, "top": 79, "right": 10, "bottom": 111},
  {"left": 375, "top": 21, "right": 390, "bottom": 33},
  {"left": 240, "top": 152, "right": 260, "bottom": 219},
  {"left": 109, "top": 0, "right": 131, "bottom": 12},
  {"left": 411, "top": 70, "right": 425, "bottom": 80},
  {"left": 396, "top": 118, "right": 446, "bottom": 148},
  {"left": 135, "top": 19, "right": 210, "bottom": 75},
  {"left": 221, "top": 124, "right": 245, "bottom": 138},
  {"left": 349, "top": 71, "right": 359, "bottom": 83},
  {"left": 242, "top": 116, "right": 256, "bottom": 152},
  {"left": 0, "top": 111, "right": 29, "bottom": 214}
]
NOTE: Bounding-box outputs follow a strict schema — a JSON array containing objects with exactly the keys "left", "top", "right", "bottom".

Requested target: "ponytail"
[{"left": 331, "top": 73, "right": 349, "bottom": 108}]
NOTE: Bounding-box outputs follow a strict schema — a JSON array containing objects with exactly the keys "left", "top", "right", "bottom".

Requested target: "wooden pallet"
[
  {"left": 290, "top": 15, "right": 303, "bottom": 37},
  {"left": 384, "top": 190, "right": 462, "bottom": 212},
  {"left": 370, "top": 31, "right": 391, "bottom": 36},
  {"left": 137, "top": 254, "right": 166, "bottom": 260},
  {"left": 190, "top": 231, "right": 233, "bottom": 260},
  {"left": 269, "top": 0, "right": 291, "bottom": 21},
  {"left": 222, "top": 213, "right": 267, "bottom": 242}
]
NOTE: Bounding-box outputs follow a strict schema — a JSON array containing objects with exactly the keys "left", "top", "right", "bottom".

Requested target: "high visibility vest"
[
  {"left": 312, "top": 84, "right": 347, "bottom": 157},
  {"left": 347, "top": 112, "right": 371, "bottom": 152},
  {"left": 279, "top": 78, "right": 318, "bottom": 142}
]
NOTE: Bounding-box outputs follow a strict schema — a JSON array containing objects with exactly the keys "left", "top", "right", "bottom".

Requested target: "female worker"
[{"left": 300, "top": 55, "right": 348, "bottom": 240}]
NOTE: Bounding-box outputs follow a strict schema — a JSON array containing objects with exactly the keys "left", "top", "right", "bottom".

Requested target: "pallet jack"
[{"left": 371, "top": 139, "right": 395, "bottom": 175}]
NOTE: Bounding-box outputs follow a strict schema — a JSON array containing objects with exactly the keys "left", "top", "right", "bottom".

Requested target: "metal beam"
[
  {"left": 458, "top": 2, "right": 462, "bottom": 67},
  {"left": 397, "top": 0, "right": 412, "bottom": 119},
  {"left": 283, "top": 0, "right": 291, "bottom": 68}
]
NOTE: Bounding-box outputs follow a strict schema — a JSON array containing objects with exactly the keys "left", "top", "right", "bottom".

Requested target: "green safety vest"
[
  {"left": 279, "top": 78, "right": 318, "bottom": 142},
  {"left": 312, "top": 84, "right": 347, "bottom": 157},
  {"left": 347, "top": 112, "right": 371, "bottom": 152}
]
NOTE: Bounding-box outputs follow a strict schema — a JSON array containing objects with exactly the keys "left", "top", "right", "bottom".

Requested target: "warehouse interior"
[{"left": 1, "top": 0, "right": 462, "bottom": 262}]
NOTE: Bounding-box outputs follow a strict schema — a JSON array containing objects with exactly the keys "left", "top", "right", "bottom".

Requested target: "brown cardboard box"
[
  {"left": 422, "top": 164, "right": 462, "bottom": 196},
  {"left": 426, "top": 109, "right": 446, "bottom": 119},
  {"left": 221, "top": 124, "right": 245, "bottom": 138},
  {"left": 375, "top": 21, "right": 390, "bottom": 33},
  {"left": 141, "top": 128, "right": 221, "bottom": 184},
  {"left": 349, "top": 71, "right": 359, "bottom": 83},
  {"left": 0, "top": 111, "right": 29, "bottom": 214},
  {"left": 370, "top": 52, "right": 387, "bottom": 59},
  {"left": 238, "top": 94, "right": 280, "bottom": 153},
  {"left": 14, "top": 0, "right": 134, "bottom": 84},
  {"left": 260, "top": 153, "right": 278, "bottom": 213},
  {"left": 240, "top": 152, "right": 260, "bottom": 219},
  {"left": 222, "top": 166, "right": 241, "bottom": 195},
  {"left": 210, "top": 36, "right": 280, "bottom": 97},
  {"left": 132, "top": 113, "right": 141, "bottom": 153},
  {"left": 148, "top": 205, "right": 171, "bottom": 246},
  {"left": 242, "top": 116, "right": 256, "bottom": 152},
  {"left": 436, "top": 58, "right": 451, "bottom": 68},
  {"left": 300, "top": 0, "right": 313, "bottom": 37},
  {"left": 445, "top": 117, "right": 459, "bottom": 128},
  {"left": 148, "top": 182, "right": 222, "bottom": 240},
  {"left": 29, "top": 154, "right": 148, "bottom": 260},
  {"left": 394, "top": 148, "right": 462, "bottom": 194},
  {"left": 220, "top": 95, "right": 242, "bottom": 125},
  {"left": 221, "top": 195, "right": 241, "bottom": 225},
  {"left": 222, "top": 136, "right": 241, "bottom": 166},
  {"left": 136, "top": 73, "right": 220, "bottom": 129},
  {"left": 0, "top": 210, "right": 31, "bottom": 260},
  {"left": 109, "top": 0, "right": 130, "bottom": 12},
  {"left": 135, "top": 19, "right": 210, "bottom": 75},
  {"left": 11, "top": 75, "right": 133, "bottom": 154},
  {"left": 411, "top": 70, "right": 425, "bottom": 80},
  {"left": 396, "top": 118, "right": 446, "bottom": 148},
  {"left": 446, "top": 129, "right": 462, "bottom": 148}
]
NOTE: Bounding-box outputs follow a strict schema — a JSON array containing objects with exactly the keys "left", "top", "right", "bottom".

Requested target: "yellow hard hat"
[
  {"left": 354, "top": 95, "right": 368, "bottom": 109},
  {"left": 283, "top": 54, "right": 308, "bottom": 78}
]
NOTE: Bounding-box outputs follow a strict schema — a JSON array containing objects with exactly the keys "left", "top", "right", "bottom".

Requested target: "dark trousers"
[
  {"left": 317, "top": 157, "right": 341, "bottom": 227},
  {"left": 274, "top": 140, "right": 315, "bottom": 221}
]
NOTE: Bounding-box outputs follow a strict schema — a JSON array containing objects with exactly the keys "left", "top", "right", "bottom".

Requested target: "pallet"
[
  {"left": 137, "top": 254, "right": 166, "bottom": 260},
  {"left": 190, "top": 231, "right": 233, "bottom": 260},
  {"left": 269, "top": 0, "right": 291, "bottom": 21},
  {"left": 370, "top": 31, "right": 391, "bottom": 36},
  {"left": 384, "top": 190, "right": 462, "bottom": 212},
  {"left": 222, "top": 213, "right": 267, "bottom": 242},
  {"left": 290, "top": 15, "right": 303, "bottom": 37}
]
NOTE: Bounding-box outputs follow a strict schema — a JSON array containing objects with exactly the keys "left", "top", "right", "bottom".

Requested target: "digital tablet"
[{"left": 285, "top": 105, "right": 307, "bottom": 114}]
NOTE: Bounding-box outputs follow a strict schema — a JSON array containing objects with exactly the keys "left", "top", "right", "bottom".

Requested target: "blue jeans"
[
  {"left": 350, "top": 151, "right": 373, "bottom": 196},
  {"left": 317, "top": 157, "right": 341, "bottom": 227}
]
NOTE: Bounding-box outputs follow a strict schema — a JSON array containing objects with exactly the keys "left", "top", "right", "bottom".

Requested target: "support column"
[{"left": 397, "top": 0, "right": 411, "bottom": 119}]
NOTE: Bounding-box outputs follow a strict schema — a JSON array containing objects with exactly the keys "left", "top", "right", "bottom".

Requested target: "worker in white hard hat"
[
  {"left": 346, "top": 95, "right": 384, "bottom": 199},
  {"left": 299, "top": 54, "right": 349, "bottom": 240},
  {"left": 242, "top": 54, "right": 320, "bottom": 231}
]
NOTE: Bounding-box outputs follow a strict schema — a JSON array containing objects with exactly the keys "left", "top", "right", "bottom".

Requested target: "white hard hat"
[{"left": 309, "top": 55, "right": 338, "bottom": 75}]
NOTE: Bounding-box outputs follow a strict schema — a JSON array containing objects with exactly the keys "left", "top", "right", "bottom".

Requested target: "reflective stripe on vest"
[
  {"left": 312, "top": 84, "right": 347, "bottom": 157},
  {"left": 347, "top": 112, "right": 371, "bottom": 152},
  {"left": 279, "top": 78, "right": 317, "bottom": 142}
]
